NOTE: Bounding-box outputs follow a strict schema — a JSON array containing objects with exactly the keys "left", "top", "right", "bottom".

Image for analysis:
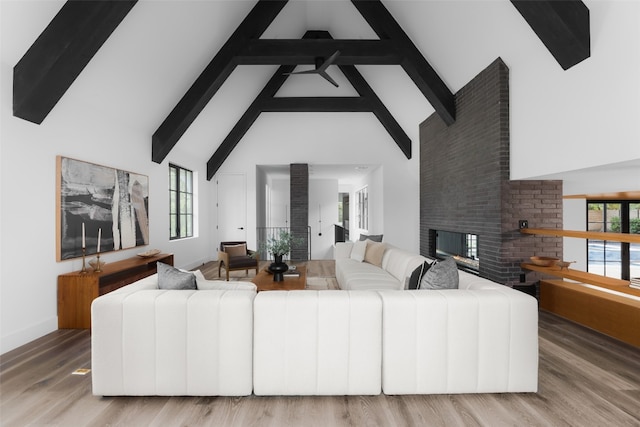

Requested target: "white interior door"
[{"left": 217, "top": 173, "right": 247, "bottom": 242}]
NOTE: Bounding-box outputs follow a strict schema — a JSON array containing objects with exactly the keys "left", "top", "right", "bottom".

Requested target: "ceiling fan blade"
[
  {"left": 285, "top": 69, "right": 319, "bottom": 76},
  {"left": 319, "top": 71, "right": 339, "bottom": 87},
  {"left": 317, "top": 50, "right": 341, "bottom": 72}
]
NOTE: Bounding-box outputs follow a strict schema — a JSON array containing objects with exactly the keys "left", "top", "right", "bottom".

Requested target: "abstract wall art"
[{"left": 56, "top": 156, "right": 149, "bottom": 261}]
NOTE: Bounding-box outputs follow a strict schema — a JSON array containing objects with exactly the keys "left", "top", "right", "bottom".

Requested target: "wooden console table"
[{"left": 57, "top": 253, "right": 173, "bottom": 329}]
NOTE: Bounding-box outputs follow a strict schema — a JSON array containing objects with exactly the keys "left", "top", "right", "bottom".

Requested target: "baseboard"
[
  {"left": 1, "top": 316, "right": 58, "bottom": 355},
  {"left": 181, "top": 257, "right": 216, "bottom": 271}
]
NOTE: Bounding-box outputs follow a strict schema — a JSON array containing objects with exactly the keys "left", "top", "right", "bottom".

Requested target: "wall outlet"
[{"left": 519, "top": 220, "right": 529, "bottom": 229}]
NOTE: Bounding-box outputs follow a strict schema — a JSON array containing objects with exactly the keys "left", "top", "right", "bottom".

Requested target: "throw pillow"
[
  {"left": 223, "top": 243, "right": 246, "bottom": 257},
  {"left": 364, "top": 241, "right": 386, "bottom": 267},
  {"left": 350, "top": 239, "right": 368, "bottom": 262},
  {"left": 359, "top": 234, "right": 383, "bottom": 242},
  {"left": 419, "top": 257, "right": 459, "bottom": 290},
  {"left": 408, "top": 261, "right": 431, "bottom": 290},
  {"left": 157, "top": 262, "right": 197, "bottom": 290}
]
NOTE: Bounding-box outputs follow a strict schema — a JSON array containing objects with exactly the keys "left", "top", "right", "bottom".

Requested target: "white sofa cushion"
[
  {"left": 350, "top": 239, "right": 368, "bottom": 262},
  {"left": 336, "top": 258, "right": 402, "bottom": 290},
  {"left": 378, "top": 286, "right": 538, "bottom": 394},
  {"left": 253, "top": 290, "right": 382, "bottom": 395},
  {"left": 92, "top": 288, "right": 256, "bottom": 396}
]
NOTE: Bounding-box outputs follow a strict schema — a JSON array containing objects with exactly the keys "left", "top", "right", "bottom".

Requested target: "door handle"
[{"left": 238, "top": 227, "right": 244, "bottom": 230}]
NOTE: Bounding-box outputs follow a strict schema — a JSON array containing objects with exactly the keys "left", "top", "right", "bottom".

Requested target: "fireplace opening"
[{"left": 431, "top": 230, "right": 479, "bottom": 273}]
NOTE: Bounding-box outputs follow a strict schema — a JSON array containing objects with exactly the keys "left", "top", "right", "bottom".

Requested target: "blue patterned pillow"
[{"left": 419, "top": 257, "right": 459, "bottom": 290}]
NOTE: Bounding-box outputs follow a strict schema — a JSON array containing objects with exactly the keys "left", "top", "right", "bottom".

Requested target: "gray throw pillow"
[
  {"left": 359, "top": 234, "right": 383, "bottom": 242},
  {"left": 157, "top": 262, "right": 197, "bottom": 290},
  {"left": 419, "top": 257, "right": 459, "bottom": 290}
]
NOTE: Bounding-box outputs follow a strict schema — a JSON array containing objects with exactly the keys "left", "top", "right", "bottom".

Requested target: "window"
[
  {"left": 587, "top": 200, "right": 640, "bottom": 280},
  {"left": 169, "top": 164, "right": 193, "bottom": 239},
  {"left": 356, "top": 186, "right": 368, "bottom": 230}
]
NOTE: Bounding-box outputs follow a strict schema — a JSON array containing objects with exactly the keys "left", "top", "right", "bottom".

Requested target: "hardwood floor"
[{"left": 1, "top": 261, "right": 639, "bottom": 426}]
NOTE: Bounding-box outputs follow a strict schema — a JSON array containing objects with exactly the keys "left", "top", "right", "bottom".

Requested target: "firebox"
[{"left": 430, "top": 230, "right": 479, "bottom": 273}]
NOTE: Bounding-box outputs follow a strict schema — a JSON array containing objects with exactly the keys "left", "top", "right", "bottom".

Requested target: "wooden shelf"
[
  {"left": 563, "top": 191, "right": 640, "bottom": 200},
  {"left": 57, "top": 253, "right": 173, "bottom": 329},
  {"left": 521, "top": 222, "right": 640, "bottom": 347},
  {"left": 520, "top": 228, "right": 640, "bottom": 244}
]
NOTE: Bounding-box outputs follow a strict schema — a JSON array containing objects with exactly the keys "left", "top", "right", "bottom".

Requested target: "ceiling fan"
[{"left": 284, "top": 51, "right": 341, "bottom": 87}]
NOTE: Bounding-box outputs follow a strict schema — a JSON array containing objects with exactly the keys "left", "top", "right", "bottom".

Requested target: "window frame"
[
  {"left": 169, "top": 163, "right": 194, "bottom": 240},
  {"left": 586, "top": 200, "right": 639, "bottom": 280}
]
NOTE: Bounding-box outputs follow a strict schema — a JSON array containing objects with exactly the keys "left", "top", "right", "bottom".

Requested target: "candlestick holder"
[
  {"left": 89, "top": 254, "right": 106, "bottom": 272},
  {"left": 94, "top": 253, "right": 103, "bottom": 272},
  {"left": 80, "top": 248, "right": 88, "bottom": 274}
]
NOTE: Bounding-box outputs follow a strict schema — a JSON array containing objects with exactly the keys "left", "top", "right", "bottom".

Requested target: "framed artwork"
[{"left": 56, "top": 156, "right": 149, "bottom": 261}]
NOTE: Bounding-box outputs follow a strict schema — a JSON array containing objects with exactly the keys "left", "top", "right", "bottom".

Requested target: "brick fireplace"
[{"left": 419, "top": 58, "right": 562, "bottom": 286}]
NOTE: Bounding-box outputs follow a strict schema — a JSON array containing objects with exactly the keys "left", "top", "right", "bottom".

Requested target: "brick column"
[{"left": 290, "top": 164, "right": 308, "bottom": 261}]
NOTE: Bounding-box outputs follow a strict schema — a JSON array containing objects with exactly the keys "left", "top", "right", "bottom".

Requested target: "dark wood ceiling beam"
[
  {"left": 206, "top": 106, "right": 262, "bottom": 180},
  {"left": 510, "top": 0, "right": 590, "bottom": 70},
  {"left": 340, "top": 64, "right": 411, "bottom": 159},
  {"left": 260, "top": 97, "right": 371, "bottom": 112},
  {"left": 351, "top": 0, "right": 456, "bottom": 126},
  {"left": 237, "top": 39, "right": 402, "bottom": 65},
  {"left": 207, "top": 62, "right": 296, "bottom": 179},
  {"left": 153, "top": 0, "right": 288, "bottom": 164},
  {"left": 207, "top": 31, "right": 412, "bottom": 179},
  {"left": 13, "top": 0, "right": 137, "bottom": 124}
]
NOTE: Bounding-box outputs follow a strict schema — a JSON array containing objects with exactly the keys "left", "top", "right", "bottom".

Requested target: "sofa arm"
[
  {"left": 378, "top": 289, "right": 538, "bottom": 394},
  {"left": 218, "top": 250, "right": 230, "bottom": 266},
  {"left": 91, "top": 289, "right": 255, "bottom": 396},
  {"left": 333, "top": 242, "right": 354, "bottom": 260}
]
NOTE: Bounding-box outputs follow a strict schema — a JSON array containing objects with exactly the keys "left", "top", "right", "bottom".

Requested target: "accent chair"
[{"left": 218, "top": 241, "right": 259, "bottom": 281}]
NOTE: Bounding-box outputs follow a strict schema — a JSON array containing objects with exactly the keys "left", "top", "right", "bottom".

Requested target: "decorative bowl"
[
  {"left": 137, "top": 249, "right": 161, "bottom": 258},
  {"left": 556, "top": 260, "right": 576, "bottom": 270},
  {"left": 529, "top": 256, "right": 559, "bottom": 267},
  {"left": 89, "top": 259, "right": 106, "bottom": 271}
]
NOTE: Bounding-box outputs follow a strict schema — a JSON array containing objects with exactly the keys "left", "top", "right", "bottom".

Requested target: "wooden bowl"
[
  {"left": 529, "top": 256, "right": 559, "bottom": 267},
  {"left": 556, "top": 260, "right": 575, "bottom": 270}
]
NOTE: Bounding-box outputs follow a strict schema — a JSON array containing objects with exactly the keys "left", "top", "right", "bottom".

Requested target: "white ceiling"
[{"left": 5, "top": 0, "right": 638, "bottom": 188}]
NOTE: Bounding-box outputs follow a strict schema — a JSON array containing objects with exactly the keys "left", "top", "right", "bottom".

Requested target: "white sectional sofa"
[
  {"left": 91, "top": 252, "right": 539, "bottom": 396},
  {"left": 334, "top": 241, "right": 427, "bottom": 290}
]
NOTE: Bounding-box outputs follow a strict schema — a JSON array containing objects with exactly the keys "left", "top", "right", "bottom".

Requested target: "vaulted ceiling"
[{"left": 13, "top": 0, "right": 589, "bottom": 179}]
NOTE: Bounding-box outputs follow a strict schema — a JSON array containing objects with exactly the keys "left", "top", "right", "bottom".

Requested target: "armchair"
[{"left": 218, "top": 241, "right": 260, "bottom": 281}]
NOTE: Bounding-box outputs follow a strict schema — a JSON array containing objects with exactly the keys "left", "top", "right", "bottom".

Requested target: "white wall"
[
  {"left": 2, "top": 0, "right": 639, "bottom": 353},
  {"left": 269, "top": 177, "right": 291, "bottom": 229},
  {"left": 384, "top": 0, "right": 640, "bottom": 181},
  {"left": 309, "top": 179, "right": 339, "bottom": 259}
]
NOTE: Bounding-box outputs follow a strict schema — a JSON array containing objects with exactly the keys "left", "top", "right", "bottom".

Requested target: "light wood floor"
[{"left": 2, "top": 261, "right": 639, "bottom": 426}]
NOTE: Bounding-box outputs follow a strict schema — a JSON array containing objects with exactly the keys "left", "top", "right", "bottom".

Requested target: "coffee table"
[{"left": 252, "top": 265, "right": 306, "bottom": 291}]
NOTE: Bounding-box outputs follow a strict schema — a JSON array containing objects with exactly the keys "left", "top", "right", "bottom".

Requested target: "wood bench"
[{"left": 540, "top": 279, "right": 640, "bottom": 347}]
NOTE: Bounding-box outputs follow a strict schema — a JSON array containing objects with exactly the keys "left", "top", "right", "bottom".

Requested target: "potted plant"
[{"left": 261, "top": 230, "right": 300, "bottom": 281}]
